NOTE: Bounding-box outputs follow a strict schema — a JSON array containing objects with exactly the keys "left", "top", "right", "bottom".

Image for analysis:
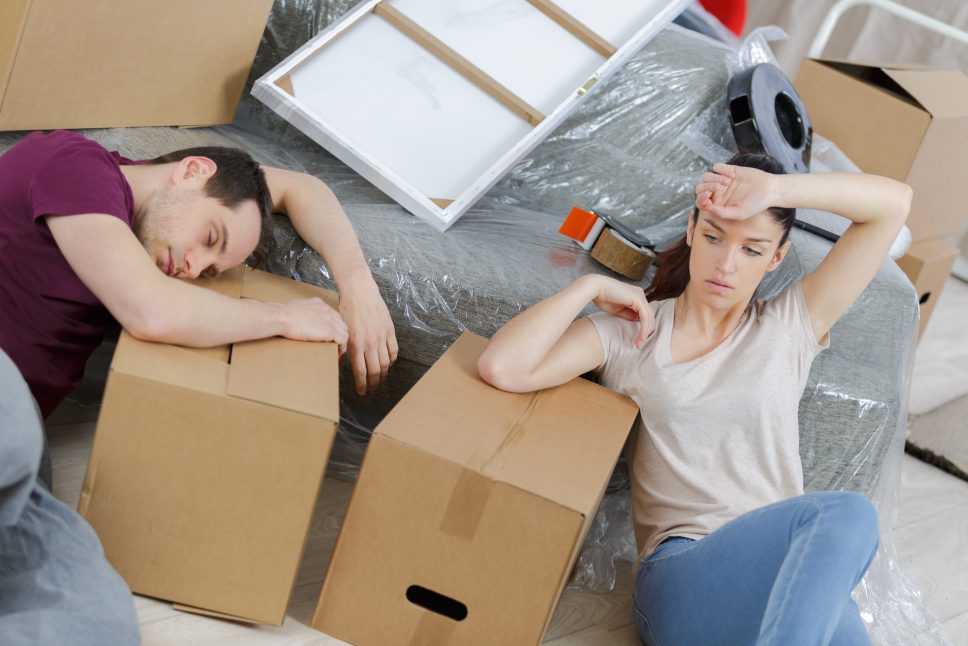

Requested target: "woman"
[{"left": 478, "top": 153, "right": 911, "bottom": 646}]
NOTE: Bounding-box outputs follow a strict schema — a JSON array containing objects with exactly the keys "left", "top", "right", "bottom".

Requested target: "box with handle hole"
[{"left": 312, "top": 332, "right": 638, "bottom": 645}]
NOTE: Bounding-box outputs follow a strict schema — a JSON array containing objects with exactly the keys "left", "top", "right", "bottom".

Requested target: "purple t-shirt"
[{"left": 0, "top": 130, "right": 136, "bottom": 418}]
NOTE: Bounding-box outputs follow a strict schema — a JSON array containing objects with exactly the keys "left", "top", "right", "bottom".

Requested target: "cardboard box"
[
  {"left": 795, "top": 58, "right": 968, "bottom": 242},
  {"left": 253, "top": 0, "right": 689, "bottom": 230},
  {"left": 312, "top": 333, "right": 638, "bottom": 645},
  {"left": 896, "top": 239, "right": 958, "bottom": 339},
  {"left": 0, "top": 0, "right": 273, "bottom": 130},
  {"left": 78, "top": 267, "right": 340, "bottom": 625}
]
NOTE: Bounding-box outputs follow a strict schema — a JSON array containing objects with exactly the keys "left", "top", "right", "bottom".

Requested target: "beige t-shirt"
[{"left": 588, "top": 281, "right": 830, "bottom": 559}]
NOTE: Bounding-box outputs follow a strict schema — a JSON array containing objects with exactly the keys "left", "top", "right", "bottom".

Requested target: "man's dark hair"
[{"left": 149, "top": 147, "right": 275, "bottom": 268}]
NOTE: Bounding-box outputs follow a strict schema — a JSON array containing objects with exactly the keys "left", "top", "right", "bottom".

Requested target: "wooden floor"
[{"left": 43, "top": 279, "right": 968, "bottom": 645}]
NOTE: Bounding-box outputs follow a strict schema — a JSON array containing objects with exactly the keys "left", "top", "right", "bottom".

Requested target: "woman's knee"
[{"left": 810, "top": 491, "right": 880, "bottom": 559}]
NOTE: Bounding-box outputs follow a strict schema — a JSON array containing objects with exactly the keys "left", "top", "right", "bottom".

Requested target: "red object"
[
  {"left": 559, "top": 206, "right": 600, "bottom": 243},
  {"left": 699, "top": 0, "right": 747, "bottom": 36}
]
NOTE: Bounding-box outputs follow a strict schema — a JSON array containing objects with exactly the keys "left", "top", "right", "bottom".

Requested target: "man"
[{"left": 0, "top": 130, "right": 397, "bottom": 643}]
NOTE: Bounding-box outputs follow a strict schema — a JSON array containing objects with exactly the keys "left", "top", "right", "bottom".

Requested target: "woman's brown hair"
[{"left": 645, "top": 152, "right": 795, "bottom": 302}]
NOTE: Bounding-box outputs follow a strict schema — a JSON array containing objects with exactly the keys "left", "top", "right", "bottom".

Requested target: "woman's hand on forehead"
[{"left": 695, "top": 163, "right": 780, "bottom": 221}]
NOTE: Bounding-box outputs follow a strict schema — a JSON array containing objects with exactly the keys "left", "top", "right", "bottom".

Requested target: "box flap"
[
  {"left": 796, "top": 58, "right": 929, "bottom": 182},
  {"left": 882, "top": 68, "right": 968, "bottom": 119},
  {"left": 375, "top": 333, "right": 638, "bottom": 514},
  {"left": 239, "top": 265, "right": 339, "bottom": 309},
  {"left": 900, "top": 239, "right": 959, "bottom": 266},
  {"left": 228, "top": 337, "right": 339, "bottom": 420},
  {"left": 110, "top": 332, "right": 228, "bottom": 397},
  {"left": 225, "top": 267, "right": 340, "bottom": 419},
  {"left": 809, "top": 59, "right": 924, "bottom": 109}
]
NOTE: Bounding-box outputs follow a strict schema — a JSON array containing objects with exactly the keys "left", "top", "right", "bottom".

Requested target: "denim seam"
[
  {"left": 758, "top": 496, "right": 824, "bottom": 645},
  {"left": 643, "top": 539, "right": 698, "bottom": 564},
  {"left": 633, "top": 596, "right": 663, "bottom": 646}
]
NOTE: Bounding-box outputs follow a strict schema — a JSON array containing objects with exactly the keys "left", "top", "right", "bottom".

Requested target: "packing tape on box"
[
  {"left": 409, "top": 608, "right": 458, "bottom": 645},
  {"left": 727, "top": 63, "right": 812, "bottom": 173},
  {"left": 438, "top": 392, "right": 539, "bottom": 541},
  {"left": 438, "top": 470, "right": 494, "bottom": 541},
  {"left": 591, "top": 228, "right": 656, "bottom": 281}
]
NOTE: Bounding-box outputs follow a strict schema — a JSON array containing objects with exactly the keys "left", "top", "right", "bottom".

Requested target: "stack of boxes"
[
  {"left": 796, "top": 58, "right": 968, "bottom": 339},
  {"left": 80, "top": 270, "right": 639, "bottom": 642}
]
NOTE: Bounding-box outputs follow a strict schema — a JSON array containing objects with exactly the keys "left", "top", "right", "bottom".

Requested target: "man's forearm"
[{"left": 132, "top": 279, "right": 288, "bottom": 347}]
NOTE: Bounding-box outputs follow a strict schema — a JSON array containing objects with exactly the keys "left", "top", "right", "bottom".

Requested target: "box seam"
[{"left": 0, "top": 0, "right": 33, "bottom": 116}]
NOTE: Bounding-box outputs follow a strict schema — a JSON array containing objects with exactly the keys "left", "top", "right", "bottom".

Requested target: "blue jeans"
[
  {"left": 0, "top": 350, "right": 139, "bottom": 645},
  {"left": 633, "top": 491, "right": 879, "bottom": 646}
]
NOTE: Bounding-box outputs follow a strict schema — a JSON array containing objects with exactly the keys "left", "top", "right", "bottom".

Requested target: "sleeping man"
[{"left": 0, "top": 130, "right": 397, "bottom": 644}]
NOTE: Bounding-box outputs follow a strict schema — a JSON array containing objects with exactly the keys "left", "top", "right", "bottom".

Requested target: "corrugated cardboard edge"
[
  {"left": 172, "top": 603, "right": 262, "bottom": 625},
  {"left": 881, "top": 68, "right": 968, "bottom": 119},
  {"left": 805, "top": 58, "right": 924, "bottom": 109},
  {"left": 0, "top": 0, "right": 32, "bottom": 118}
]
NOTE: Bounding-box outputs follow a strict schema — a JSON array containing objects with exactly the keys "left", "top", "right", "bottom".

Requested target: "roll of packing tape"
[
  {"left": 591, "top": 228, "right": 656, "bottom": 281},
  {"left": 727, "top": 63, "right": 812, "bottom": 174}
]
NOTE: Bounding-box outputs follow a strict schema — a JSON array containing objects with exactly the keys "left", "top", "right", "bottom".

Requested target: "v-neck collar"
[{"left": 658, "top": 298, "right": 753, "bottom": 367}]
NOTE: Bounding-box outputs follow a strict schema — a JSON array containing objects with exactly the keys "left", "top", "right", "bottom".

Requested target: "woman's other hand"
[{"left": 590, "top": 275, "right": 655, "bottom": 348}]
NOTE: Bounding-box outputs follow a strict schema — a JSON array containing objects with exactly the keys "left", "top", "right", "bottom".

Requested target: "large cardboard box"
[
  {"left": 313, "top": 332, "right": 638, "bottom": 645},
  {"left": 896, "top": 239, "right": 959, "bottom": 339},
  {"left": 0, "top": 0, "right": 273, "bottom": 130},
  {"left": 795, "top": 58, "right": 968, "bottom": 242},
  {"left": 253, "top": 0, "right": 689, "bottom": 230},
  {"left": 78, "top": 266, "right": 340, "bottom": 625}
]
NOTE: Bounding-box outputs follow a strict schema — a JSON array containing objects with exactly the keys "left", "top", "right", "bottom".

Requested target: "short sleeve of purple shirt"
[
  {"left": 28, "top": 135, "right": 134, "bottom": 223},
  {"left": 0, "top": 130, "right": 137, "bottom": 417}
]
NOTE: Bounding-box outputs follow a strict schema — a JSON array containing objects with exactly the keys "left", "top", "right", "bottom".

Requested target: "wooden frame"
[{"left": 254, "top": 0, "right": 689, "bottom": 231}]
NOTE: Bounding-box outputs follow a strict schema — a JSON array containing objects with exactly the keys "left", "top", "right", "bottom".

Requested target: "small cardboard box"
[
  {"left": 0, "top": 0, "right": 273, "bottom": 130},
  {"left": 78, "top": 266, "right": 340, "bottom": 625},
  {"left": 312, "top": 333, "right": 638, "bottom": 645},
  {"left": 896, "top": 239, "right": 958, "bottom": 339},
  {"left": 795, "top": 58, "right": 968, "bottom": 242}
]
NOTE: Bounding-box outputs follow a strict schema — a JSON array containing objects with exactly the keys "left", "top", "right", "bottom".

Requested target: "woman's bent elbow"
[
  {"left": 898, "top": 183, "right": 913, "bottom": 222},
  {"left": 477, "top": 355, "right": 528, "bottom": 393}
]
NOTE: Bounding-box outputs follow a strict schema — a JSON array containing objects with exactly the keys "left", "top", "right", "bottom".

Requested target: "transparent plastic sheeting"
[
  {"left": 0, "top": 2, "right": 941, "bottom": 641},
  {"left": 237, "top": 4, "right": 937, "bottom": 639}
]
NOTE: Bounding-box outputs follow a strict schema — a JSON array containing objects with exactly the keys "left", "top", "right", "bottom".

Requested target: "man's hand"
[
  {"left": 339, "top": 280, "right": 398, "bottom": 395},
  {"left": 280, "top": 297, "right": 349, "bottom": 352},
  {"left": 263, "top": 167, "right": 398, "bottom": 395}
]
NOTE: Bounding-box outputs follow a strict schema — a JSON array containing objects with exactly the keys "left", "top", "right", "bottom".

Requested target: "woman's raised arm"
[{"left": 699, "top": 164, "right": 911, "bottom": 340}]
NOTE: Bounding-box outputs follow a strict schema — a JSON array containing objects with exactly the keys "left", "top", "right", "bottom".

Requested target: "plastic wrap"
[
  {"left": 238, "top": 6, "right": 936, "bottom": 637},
  {"left": 1, "top": 1, "right": 944, "bottom": 640}
]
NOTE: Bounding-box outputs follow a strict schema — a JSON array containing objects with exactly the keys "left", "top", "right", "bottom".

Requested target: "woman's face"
[{"left": 685, "top": 209, "right": 790, "bottom": 309}]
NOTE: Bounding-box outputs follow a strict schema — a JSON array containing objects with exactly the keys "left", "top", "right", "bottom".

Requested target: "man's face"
[{"left": 134, "top": 184, "right": 261, "bottom": 279}]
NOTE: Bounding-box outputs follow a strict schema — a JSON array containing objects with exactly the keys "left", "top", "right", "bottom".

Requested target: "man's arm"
[
  {"left": 262, "top": 167, "right": 397, "bottom": 395},
  {"left": 46, "top": 214, "right": 348, "bottom": 348}
]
